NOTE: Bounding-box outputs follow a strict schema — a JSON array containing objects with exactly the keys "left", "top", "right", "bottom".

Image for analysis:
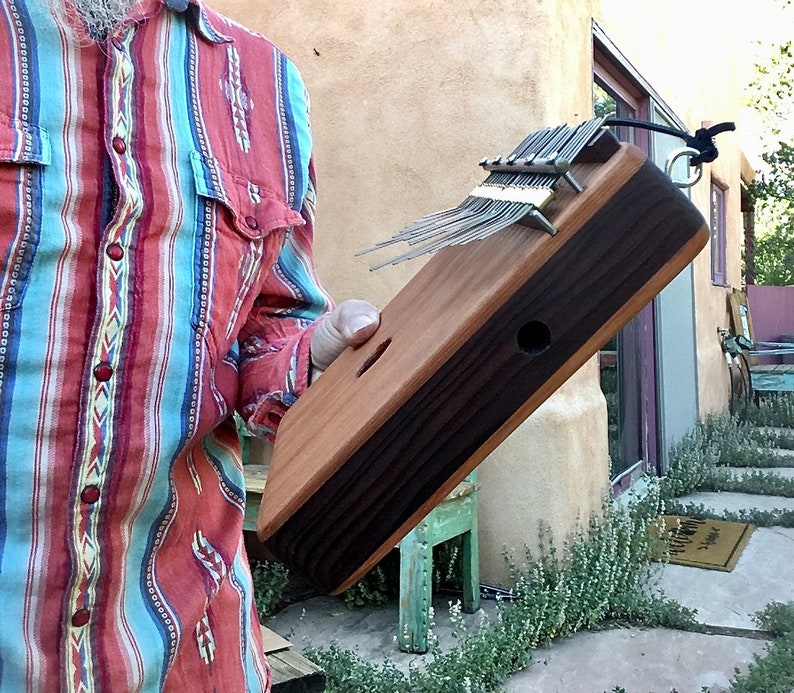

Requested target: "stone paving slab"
[
  {"left": 502, "top": 627, "right": 769, "bottom": 693},
  {"left": 673, "top": 490, "right": 794, "bottom": 513},
  {"left": 768, "top": 447, "right": 794, "bottom": 461},
  {"left": 656, "top": 526, "right": 794, "bottom": 630}
]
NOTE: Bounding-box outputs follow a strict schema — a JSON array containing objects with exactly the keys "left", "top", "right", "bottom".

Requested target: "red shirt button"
[
  {"left": 93, "top": 363, "right": 113, "bottom": 382},
  {"left": 80, "top": 485, "right": 101, "bottom": 504},
  {"left": 106, "top": 243, "right": 124, "bottom": 261},
  {"left": 112, "top": 136, "right": 127, "bottom": 154},
  {"left": 71, "top": 609, "right": 90, "bottom": 627},
  {"left": 244, "top": 215, "right": 259, "bottom": 230}
]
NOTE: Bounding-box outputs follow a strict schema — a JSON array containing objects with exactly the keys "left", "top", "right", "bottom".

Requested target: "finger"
[
  {"left": 336, "top": 299, "right": 380, "bottom": 346},
  {"left": 310, "top": 300, "right": 380, "bottom": 373}
]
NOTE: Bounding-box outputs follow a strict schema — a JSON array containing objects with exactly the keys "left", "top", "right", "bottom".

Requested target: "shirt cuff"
[{"left": 240, "top": 322, "right": 319, "bottom": 439}]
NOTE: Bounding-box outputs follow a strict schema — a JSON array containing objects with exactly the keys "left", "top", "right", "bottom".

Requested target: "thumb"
[{"left": 310, "top": 299, "right": 380, "bottom": 374}]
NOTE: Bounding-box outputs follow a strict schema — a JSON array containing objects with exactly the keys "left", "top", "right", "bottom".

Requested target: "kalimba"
[{"left": 256, "top": 119, "right": 710, "bottom": 594}]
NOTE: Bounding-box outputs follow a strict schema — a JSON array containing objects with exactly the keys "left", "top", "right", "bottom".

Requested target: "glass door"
[{"left": 593, "top": 78, "right": 658, "bottom": 486}]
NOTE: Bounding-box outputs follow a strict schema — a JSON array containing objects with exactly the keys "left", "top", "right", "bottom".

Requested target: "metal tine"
[
  {"left": 529, "top": 123, "right": 579, "bottom": 163},
  {"left": 504, "top": 125, "right": 562, "bottom": 162},
  {"left": 411, "top": 217, "right": 496, "bottom": 257},
  {"left": 452, "top": 200, "right": 528, "bottom": 246},
  {"left": 443, "top": 201, "right": 505, "bottom": 243},
  {"left": 555, "top": 117, "right": 605, "bottom": 163},
  {"left": 527, "top": 117, "right": 603, "bottom": 169},
  {"left": 358, "top": 206, "right": 469, "bottom": 253},
  {"left": 374, "top": 202, "right": 489, "bottom": 252},
  {"left": 520, "top": 119, "right": 595, "bottom": 171},
  {"left": 401, "top": 208, "right": 486, "bottom": 247},
  {"left": 376, "top": 173, "right": 554, "bottom": 255},
  {"left": 395, "top": 207, "right": 470, "bottom": 241},
  {"left": 532, "top": 123, "right": 585, "bottom": 164},
  {"left": 434, "top": 207, "right": 504, "bottom": 249},
  {"left": 383, "top": 198, "right": 507, "bottom": 260},
  {"left": 403, "top": 196, "right": 495, "bottom": 240},
  {"left": 368, "top": 120, "right": 609, "bottom": 267},
  {"left": 486, "top": 125, "right": 576, "bottom": 190},
  {"left": 482, "top": 130, "right": 561, "bottom": 187},
  {"left": 487, "top": 119, "right": 602, "bottom": 193},
  {"left": 369, "top": 198, "right": 535, "bottom": 269},
  {"left": 514, "top": 124, "right": 569, "bottom": 162},
  {"left": 484, "top": 170, "right": 557, "bottom": 188},
  {"left": 414, "top": 199, "right": 517, "bottom": 252},
  {"left": 516, "top": 123, "right": 568, "bottom": 157},
  {"left": 369, "top": 223, "right": 473, "bottom": 268}
]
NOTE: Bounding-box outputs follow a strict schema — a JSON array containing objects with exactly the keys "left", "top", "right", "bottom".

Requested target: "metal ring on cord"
[{"left": 665, "top": 147, "right": 703, "bottom": 188}]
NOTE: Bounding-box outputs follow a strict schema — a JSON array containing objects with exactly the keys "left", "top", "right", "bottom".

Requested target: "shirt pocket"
[
  {"left": 189, "top": 151, "right": 304, "bottom": 361},
  {"left": 0, "top": 118, "right": 51, "bottom": 311}
]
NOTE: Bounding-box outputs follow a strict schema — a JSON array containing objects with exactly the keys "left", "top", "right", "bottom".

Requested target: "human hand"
[{"left": 310, "top": 299, "right": 380, "bottom": 382}]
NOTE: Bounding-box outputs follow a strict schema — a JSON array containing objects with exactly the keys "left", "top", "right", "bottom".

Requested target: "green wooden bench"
[
  {"left": 397, "top": 471, "right": 480, "bottom": 653},
  {"left": 241, "top": 443, "right": 480, "bottom": 655}
]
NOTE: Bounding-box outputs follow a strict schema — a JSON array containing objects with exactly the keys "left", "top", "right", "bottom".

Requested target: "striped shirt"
[{"left": 0, "top": 0, "right": 331, "bottom": 689}]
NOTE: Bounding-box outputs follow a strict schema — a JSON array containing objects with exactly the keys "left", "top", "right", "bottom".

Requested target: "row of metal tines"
[{"left": 363, "top": 117, "right": 607, "bottom": 269}]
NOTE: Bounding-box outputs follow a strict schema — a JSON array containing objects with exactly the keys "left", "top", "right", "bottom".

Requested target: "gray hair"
[{"left": 44, "top": 0, "right": 137, "bottom": 40}]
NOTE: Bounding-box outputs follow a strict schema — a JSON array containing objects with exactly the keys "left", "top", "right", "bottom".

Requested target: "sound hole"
[
  {"left": 357, "top": 338, "right": 392, "bottom": 377},
  {"left": 517, "top": 321, "right": 551, "bottom": 355}
]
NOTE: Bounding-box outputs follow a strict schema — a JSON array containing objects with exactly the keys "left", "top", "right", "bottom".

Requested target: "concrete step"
[
  {"left": 672, "top": 490, "right": 794, "bottom": 514},
  {"left": 657, "top": 526, "right": 794, "bottom": 630},
  {"left": 502, "top": 627, "right": 769, "bottom": 692},
  {"left": 755, "top": 444, "right": 794, "bottom": 462},
  {"left": 755, "top": 426, "right": 794, "bottom": 438}
]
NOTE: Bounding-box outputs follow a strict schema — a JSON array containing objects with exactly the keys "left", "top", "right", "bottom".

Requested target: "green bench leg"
[
  {"left": 398, "top": 523, "right": 433, "bottom": 653},
  {"left": 461, "top": 517, "right": 480, "bottom": 614},
  {"left": 398, "top": 494, "right": 481, "bottom": 653}
]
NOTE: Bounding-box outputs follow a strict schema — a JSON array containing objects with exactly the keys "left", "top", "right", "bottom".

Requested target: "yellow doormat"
[{"left": 659, "top": 515, "right": 755, "bottom": 572}]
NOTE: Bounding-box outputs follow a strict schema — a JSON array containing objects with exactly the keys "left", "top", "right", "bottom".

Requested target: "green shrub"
[
  {"left": 250, "top": 559, "right": 289, "bottom": 620},
  {"left": 307, "top": 492, "right": 698, "bottom": 692},
  {"left": 729, "top": 602, "right": 794, "bottom": 693},
  {"left": 740, "top": 393, "right": 794, "bottom": 429}
]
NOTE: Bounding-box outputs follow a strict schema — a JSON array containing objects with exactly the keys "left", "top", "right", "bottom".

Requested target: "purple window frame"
[{"left": 710, "top": 179, "right": 727, "bottom": 286}]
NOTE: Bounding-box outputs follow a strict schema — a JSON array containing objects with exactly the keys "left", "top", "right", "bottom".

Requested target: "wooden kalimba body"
[{"left": 256, "top": 123, "right": 709, "bottom": 594}]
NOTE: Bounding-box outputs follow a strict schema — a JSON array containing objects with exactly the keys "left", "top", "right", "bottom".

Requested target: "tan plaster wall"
[{"left": 215, "top": 0, "right": 752, "bottom": 586}]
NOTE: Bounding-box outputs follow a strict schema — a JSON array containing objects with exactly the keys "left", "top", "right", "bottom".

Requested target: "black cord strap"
[{"left": 605, "top": 117, "right": 736, "bottom": 165}]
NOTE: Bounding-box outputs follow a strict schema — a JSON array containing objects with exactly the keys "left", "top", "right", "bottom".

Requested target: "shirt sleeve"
[
  {"left": 238, "top": 166, "right": 333, "bottom": 440},
  {"left": 237, "top": 58, "right": 333, "bottom": 439}
]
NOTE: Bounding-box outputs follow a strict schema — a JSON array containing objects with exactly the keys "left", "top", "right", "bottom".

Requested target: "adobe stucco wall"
[{"left": 212, "top": 0, "right": 610, "bottom": 586}]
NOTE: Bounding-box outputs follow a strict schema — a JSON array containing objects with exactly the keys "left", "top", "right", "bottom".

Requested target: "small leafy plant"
[
  {"left": 729, "top": 602, "right": 794, "bottom": 693},
  {"left": 306, "top": 490, "right": 698, "bottom": 692},
  {"left": 250, "top": 559, "right": 289, "bottom": 620}
]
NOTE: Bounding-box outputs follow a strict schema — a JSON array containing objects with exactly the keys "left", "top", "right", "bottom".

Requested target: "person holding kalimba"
[{"left": 0, "top": 0, "right": 378, "bottom": 690}]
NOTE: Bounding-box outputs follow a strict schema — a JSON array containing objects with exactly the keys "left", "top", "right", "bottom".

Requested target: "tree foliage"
[
  {"left": 748, "top": 19, "right": 794, "bottom": 286},
  {"left": 751, "top": 143, "right": 794, "bottom": 285}
]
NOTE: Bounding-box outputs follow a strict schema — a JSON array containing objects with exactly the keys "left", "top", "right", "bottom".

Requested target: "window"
[{"left": 710, "top": 179, "right": 727, "bottom": 286}]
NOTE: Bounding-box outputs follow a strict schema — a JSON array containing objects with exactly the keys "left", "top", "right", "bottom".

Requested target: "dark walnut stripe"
[{"left": 265, "top": 159, "right": 706, "bottom": 592}]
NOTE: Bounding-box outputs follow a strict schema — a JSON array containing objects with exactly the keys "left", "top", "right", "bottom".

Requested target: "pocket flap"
[
  {"left": 0, "top": 117, "right": 51, "bottom": 165},
  {"left": 190, "top": 150, "right": 303, "bottom": 239}
]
